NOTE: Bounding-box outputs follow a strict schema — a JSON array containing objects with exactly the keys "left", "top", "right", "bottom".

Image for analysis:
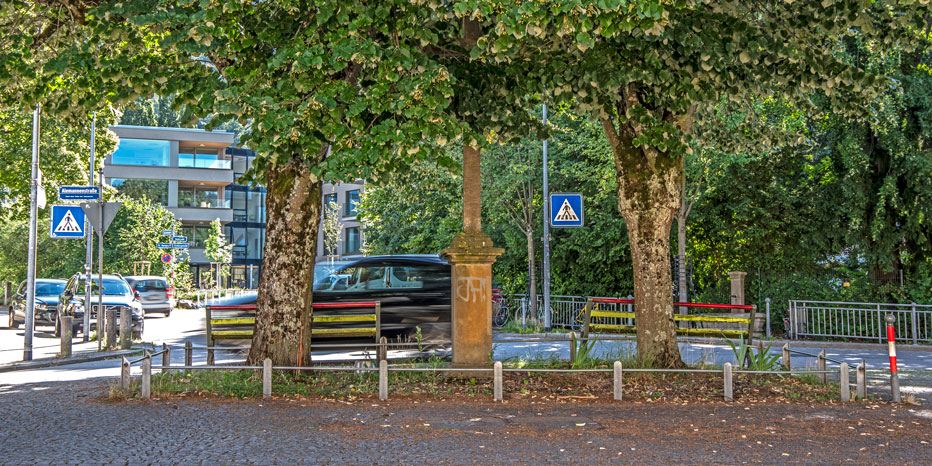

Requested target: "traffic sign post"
[
  {"left": 50, "top": 205, "right": 87, "bottom": 238},
  {"left": 550, "top": 193, "right": 584, "bottom": 228}
]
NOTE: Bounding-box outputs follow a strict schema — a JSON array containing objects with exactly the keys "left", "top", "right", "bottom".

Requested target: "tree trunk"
[
  {"left": 247, "top": 156, "right": 322, "bottom": 366},
  {"left": 601, "top": 117, "right": 685, "bottom": 368},
  {"left": 527, "top": 231, "right": 538, "bottom": 321}
]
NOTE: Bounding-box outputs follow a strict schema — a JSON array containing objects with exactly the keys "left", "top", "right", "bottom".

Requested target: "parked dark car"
[
  {"left": 208, "top": 255, "right": 452, "bottom": 341},
  {"left": 124, "top": 275, "right": 174, "bottom": 316},
  {"left": 8, "top": 279, "right": 67, "bottom": 328},
  {"left": 56, "top": 273, "right": 144, "bottom": 338}
]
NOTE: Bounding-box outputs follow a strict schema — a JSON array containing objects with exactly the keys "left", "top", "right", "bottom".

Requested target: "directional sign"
[
  {"left": 81, "top": 202, "right": 122, "bottom": 237},
  {"left": 160, "top": 253, "right": 173, "bottom": 264},
  {"left": 550, "top": 193, "right": 584, "bottom": 228},
  {"left": 157, "top": 243, "right": 174, "bottom": 249},
  {"left": 172, "top": 236, "right": 187, "bottom": 242},
  {"left": 50, "top": 205, "right": 86, "bottom": 238},
  {"left": 59, "top": 186, "right": 100, "bottom": 200},
  {"left": 172, "top": 243, "right": 189, "bottom": 249},
  {"left": 161, "top": 230, "right": 174, "bottom": 236}
]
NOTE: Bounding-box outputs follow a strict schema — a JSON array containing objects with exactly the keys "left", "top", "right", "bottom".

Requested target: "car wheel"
[
  {"left": 164, "top": 308, "right": 171, "bottom": 318},
  {"left": 71, "top": 324, "right": 81, "bottom": 338},
  {"left": 54, "top": 318, "right": 61, "bottom": 337}
]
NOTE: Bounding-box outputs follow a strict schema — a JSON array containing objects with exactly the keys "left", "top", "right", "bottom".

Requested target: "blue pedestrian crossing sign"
[
  {"left": 550, "top": 193, "right": 584, "bottom": 228},
  {"left": 50, "top": 205, "right": 86, "bottom": 238}
]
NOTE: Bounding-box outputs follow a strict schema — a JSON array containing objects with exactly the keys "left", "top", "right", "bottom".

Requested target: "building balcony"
[
  {"left": 104, "top": 165, "right": 234, "bottom": 184},
  {"left": 168, "top": 207, "right": 233, "bottom": 223}
]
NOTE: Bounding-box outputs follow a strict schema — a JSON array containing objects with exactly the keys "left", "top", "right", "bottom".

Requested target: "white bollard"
[
  {"left": 840, "top": 363, "right": 850, "bottom": 402},
  {"left": 613, "top": 361, "right": 623, "bottom": 401},
  {"left": 141, "top": 355, "right": 151, "bottom": 399},
  {"left": 262, "top": 358, "right": 272, "bottom": 398},
  {"left": 493, "top": 361, "right": 503, "bottom": 401},
  {"left": 724, "top": 362, "right": 734, "bottom": 402},
  {"left": 379, "top": 359, "right": 388, "bottom": 401},
  {"left": 856, "top": 361, "right": 866, "bottom": 400},
  {"left": 120, "top": 356, "right": 130, "bottom": 391}
]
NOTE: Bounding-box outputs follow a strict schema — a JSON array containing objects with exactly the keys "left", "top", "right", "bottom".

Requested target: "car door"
[{"left": 11, "top": 281, "right": 27, "bottom": 322}]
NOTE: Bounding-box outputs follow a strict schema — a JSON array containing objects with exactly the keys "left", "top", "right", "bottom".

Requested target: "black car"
[
  {"left": 209, "top": 255, "right": 452, "bottom": 341},
  {"left": 56, "top": 273, "right": 145, "bottom": 338},
  {"left": 8, "top": 279, "right": 67, "bottom": 329}
]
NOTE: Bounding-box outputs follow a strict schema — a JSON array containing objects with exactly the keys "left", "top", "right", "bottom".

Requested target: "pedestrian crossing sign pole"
[
  {"left": 49, "top": 205, "right": 86, "bottom": 238},
  {"left": 550, "top": 193, "right": 584, "bottom": 228}
]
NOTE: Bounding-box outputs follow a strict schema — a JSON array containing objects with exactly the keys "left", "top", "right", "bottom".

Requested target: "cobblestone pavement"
[{"left": 1, "top": 380, "right": 931, "bottom": 465}]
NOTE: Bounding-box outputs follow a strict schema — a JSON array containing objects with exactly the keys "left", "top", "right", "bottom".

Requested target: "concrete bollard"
[
  {"left": 119, "top": 309, "right": 131, "bottom": 349},
  {"left": 569, "top": 332, "right": 577, "bottom": 364},
  {"left": 840, "top": 363, "right": 850, "bottom": 402},
  {"left": 782, "top": 343, "right": 791, "bottom": 370},
  {"left": 613, "top": 361, "right": 623, "bottom": 401},
  {"left": 856, "top": 361, "right": 866, "bottom": 400},
  {"left": 493, "top": 361, "right": 503, "bottom": 401},
  {"left": 60, "top": 316, "right": 73, "bottom": 358},
  {"left": 120, "top": 356, "right": 130, "bottom": 391},
  {"left": 262, "top": 358, "right": 272, "bottom": 398},
  {"left": 184, "top": 341, "right": 192, "bottom": 368},
  {"left": 379, "top": 359, "right": 388, "bottom": 401},
  {"left": 378, "top": 336, "right": 387, "bottom": 363},
  {"left": 817, "top": 350, "right": 827, "bottom": 384},
  {"left": 141, "top": 353, "right": 151, "bottom": 399},
  {"left": 161, "top": 343, "right": 171, "bottom": 373},
  {"left": 105, "top": 309, "right": 117, "bottom": 349},
  {"left": 723, "top": 362, "right": 733, "bottom": 402}
]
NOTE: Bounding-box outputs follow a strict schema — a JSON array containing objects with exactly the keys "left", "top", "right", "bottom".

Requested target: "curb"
[{"left": 0, "top": 348, "right": 145, "bottom": 373}]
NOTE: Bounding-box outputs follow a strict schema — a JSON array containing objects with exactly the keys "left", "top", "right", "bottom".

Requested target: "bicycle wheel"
[{"left": 492, "top": 303, "right": 509, "bottom": 327}]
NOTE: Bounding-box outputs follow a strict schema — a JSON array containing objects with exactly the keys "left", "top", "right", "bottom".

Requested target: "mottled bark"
[
  {"left": 247, "top": 155, "right": 323, "bottom": 366},
  {"left": 601, "top": 103, "right": 686, "bottom": 368}
]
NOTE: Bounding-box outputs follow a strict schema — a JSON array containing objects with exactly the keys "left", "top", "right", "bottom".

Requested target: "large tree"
[{"left": 449, "top": 0, "right": 930, "bottom": 366}]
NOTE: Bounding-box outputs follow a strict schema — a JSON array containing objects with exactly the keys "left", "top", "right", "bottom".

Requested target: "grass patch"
[{"left": 114, "top": 352, "right": 848, "bottom": 404}]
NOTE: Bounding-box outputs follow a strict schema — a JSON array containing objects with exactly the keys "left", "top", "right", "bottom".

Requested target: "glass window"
[
  {"left": 34, "top": 282, "right": 66, "bottom": 296},
  {"left": 178, "top": 147, "right": 231, "bottom": 169},
  {"left": 110, "top": 178, "right": 168, "bottom": 205},
  {"left": 78, "top": 278, "right": 132, "bottom": 296},
  {"left": 344, "top": 190, "right": 360, "bottom": 216},
  {"left": 232, "top": 190, "right": 247, "bottom": 222},
  {"left": 247, "top": 191, "right": 265, "bottom": 223},
  {"left": 194, "top": 225, "right": 210, "bottom": 248},
  {"left": 179, "top": 226, "right": 195, "bottom": 247},
  {"left": 178, "top": 186, "right": 195, "bottom": 207},
  {"left": 345, "top": 227, "right": 360, "bottom": 254},
  {"left": 111, "top": 139, "right": 170, "bottom": 167},
  {"left": 178, "top": 186, "right": 228, "bottom": 208},
  {"left": 246, "top": 228, "right": 263, "bottom": 259}
]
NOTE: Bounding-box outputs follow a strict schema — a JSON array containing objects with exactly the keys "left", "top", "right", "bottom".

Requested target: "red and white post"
[{"left": 885, "top": 314, "right": 901, "bottom": 402}]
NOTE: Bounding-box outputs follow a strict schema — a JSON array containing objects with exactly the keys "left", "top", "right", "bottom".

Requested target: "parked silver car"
[{"left": 123, "top": 276, "right": 174, "bottom": 316}]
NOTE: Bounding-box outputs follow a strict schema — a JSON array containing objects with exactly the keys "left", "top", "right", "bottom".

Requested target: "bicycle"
[{"left": 492, "top": 289, "right": 510, "bottom": 327}]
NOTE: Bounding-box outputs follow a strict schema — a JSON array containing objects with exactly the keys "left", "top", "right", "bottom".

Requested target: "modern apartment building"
[
  {"left": 104, "top": 126, "right": 266, "bottom": 288},
  {"left": 317, "top": 181, "right": 365, "bottom": 261}
]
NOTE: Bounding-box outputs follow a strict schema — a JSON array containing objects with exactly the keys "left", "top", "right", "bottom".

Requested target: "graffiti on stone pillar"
[{"left": 456, "top": 277, "right": 487, "bottom": 303}]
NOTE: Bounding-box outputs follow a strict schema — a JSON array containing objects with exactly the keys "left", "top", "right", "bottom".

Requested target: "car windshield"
[
  {"left": 79, "top": 279, "right": 132, "bottom": 296},
  {"left": 35, "top": 282, "right": 65, "bottom": 296}
]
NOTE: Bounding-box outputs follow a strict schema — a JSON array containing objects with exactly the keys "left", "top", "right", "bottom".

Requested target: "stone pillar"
[
  {"left": 728, "top": 271, "right": 747, "bottom": 314},
  {"left": 441, "top": 146, "right": 503, "bottom": 369}
]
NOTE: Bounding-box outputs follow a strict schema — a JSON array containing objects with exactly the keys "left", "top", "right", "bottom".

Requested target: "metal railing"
[
  {"left": 789, "top": 300, "right": 932, "bottom": 344},
  {"left": 781, "top": 343, "right": 868, "bottom": 399},
  {"left": 195, "top": 288, "right": 252, "bottom": 306},
  {"left": 118, "top": 337, "right": 863, "bottom": 403}
]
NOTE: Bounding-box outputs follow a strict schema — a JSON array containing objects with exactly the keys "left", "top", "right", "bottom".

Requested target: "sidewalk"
[{"left": 0, "top": 331, "right": 143, "bottom": 372}]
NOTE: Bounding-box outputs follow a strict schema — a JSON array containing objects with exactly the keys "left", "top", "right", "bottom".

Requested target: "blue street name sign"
[
  {"left": 550, "top": 193, "right": 584, "bottom": 228},
  {"left": 59, "top": 186, "right": 100, "bottom": 200},
  {"left": 161, "top": 230, "right": 174, "bottom": 236},
  {"left": 50, "top": 205, "right": 86, "bottom": 238},
  {"left": 172, "top": 243, "right": 189, "bottom": 249},
  {"left": 172, "top": 236, "right": 187, "bottom": 242},
  {"left": 157, "top": 242, "right": 174, "bottom": 249}
]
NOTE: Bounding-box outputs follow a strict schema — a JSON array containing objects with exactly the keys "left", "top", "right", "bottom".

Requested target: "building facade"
[
  {"left": 105, "top": 126, "right": 265, "bottom": 288},
  {"left": 317, "top": 181, "right": 365, "bottom": 261}
]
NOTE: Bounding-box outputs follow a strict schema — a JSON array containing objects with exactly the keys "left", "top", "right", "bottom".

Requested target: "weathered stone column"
[
  {"left": 441, "top": 146, "right": 503, "bottom": 368},
  {"left": 728, "top": 271, "right": 747, "bottom": 314}
]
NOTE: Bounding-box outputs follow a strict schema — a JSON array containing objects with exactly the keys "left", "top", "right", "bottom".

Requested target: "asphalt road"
[{"left": 1, "top": 379, "right": 931, "bottom": 465}]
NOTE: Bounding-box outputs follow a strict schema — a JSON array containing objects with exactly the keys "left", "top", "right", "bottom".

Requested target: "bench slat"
[
  {"left": 210, "top": 318, "right": 256, "bottom": 325},
  {"left": 590, "top": 311, "right": 635, "bottom": 319},
  {"left": 211, "top": 330, "right": 255, "bottom": 339},
  {"left": 311, "top": 328, "right": 377, "bottom": 337},
  {"left": 673, "top": 315, "right": 751, "bottom": 324},
  {"left": 312, "top": 315, "right": 377, "bottom": 323},
  {"left": 590, "top": 324, "right": 747, "bottom": 337}
]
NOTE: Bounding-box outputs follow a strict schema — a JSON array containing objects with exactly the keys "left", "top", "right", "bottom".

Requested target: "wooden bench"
[
  {"left": 581, "top": 298, "right": 757, "bottom": 345},
  {"left": 206, "top": 301, "right": 382, "bottom": 348}
]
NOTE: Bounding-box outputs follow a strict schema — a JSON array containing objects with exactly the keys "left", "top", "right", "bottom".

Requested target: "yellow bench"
[
  {"left": 580, "top": 298, "right": 756, "bottom": 345},
  {"left": 205, "top": 301, "right": 382, "bottom": 348}
]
